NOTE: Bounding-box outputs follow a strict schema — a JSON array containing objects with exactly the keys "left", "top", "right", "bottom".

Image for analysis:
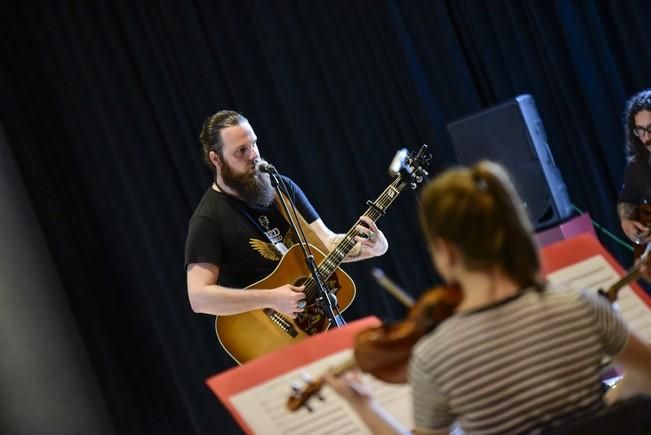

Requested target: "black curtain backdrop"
[{"left": 1, "top": 1, "right": 649, "bottom": 434}]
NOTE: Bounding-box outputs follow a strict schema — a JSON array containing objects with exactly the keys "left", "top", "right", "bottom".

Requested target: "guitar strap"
[
  {"left": 274, "top": 190, "right": 329, "bottom": 254},
  {"left": 225, "top": 190, "right": 329, "bottom": 256}
]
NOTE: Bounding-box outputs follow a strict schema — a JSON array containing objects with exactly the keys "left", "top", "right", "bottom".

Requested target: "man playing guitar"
[
  {"left": 618, "top": 90, "right": 651, "bottom": 254},
  {"left": 185, "top": 110, "right": 388, "bottom": 362}
]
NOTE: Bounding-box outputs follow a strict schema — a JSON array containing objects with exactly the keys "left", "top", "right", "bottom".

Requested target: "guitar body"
[
  {"left": 633, "top": 203, "right": 651, "bottom": 259},
  {"left": 215, "top": 244, "right": 356, "bottom": 364}
]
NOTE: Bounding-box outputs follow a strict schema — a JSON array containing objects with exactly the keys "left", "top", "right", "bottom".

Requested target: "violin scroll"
[{"left": 286, "top": 359, "right": 356, "bottom": 412}]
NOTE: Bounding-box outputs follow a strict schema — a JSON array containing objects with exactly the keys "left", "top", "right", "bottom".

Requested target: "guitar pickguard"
[{"left": 293, "top": 276, "right": 342, "bottom": 335}]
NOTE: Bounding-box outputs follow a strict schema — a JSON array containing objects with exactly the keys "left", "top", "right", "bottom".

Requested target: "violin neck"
[{"left": 602, "top": 262, "right": 644, "bottom": 303}]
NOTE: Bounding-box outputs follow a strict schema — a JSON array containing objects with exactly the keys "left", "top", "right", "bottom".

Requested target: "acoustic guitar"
[{"left": 215, "top": 146, "right": 431, "bottom": 364}]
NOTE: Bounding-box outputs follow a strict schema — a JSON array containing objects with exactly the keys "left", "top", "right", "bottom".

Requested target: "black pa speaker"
[{"left": 447, "top": 94, "right": 572, "bottom": 230}]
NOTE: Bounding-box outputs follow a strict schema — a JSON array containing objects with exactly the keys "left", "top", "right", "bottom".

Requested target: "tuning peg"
[
  {"left": 410, "top": 182, "right": 417, "bottom": 190},
  {"left": 415, "top": 175, "right": 423, "bottom": 183}
]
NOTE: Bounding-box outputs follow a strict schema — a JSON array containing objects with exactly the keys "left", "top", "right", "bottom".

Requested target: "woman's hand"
[{"left": 323, "top": 370, "right": 374, "bottom": 409}]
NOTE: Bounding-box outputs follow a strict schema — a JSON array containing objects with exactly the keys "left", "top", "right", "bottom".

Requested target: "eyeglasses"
[{"left": 633, "top": 124, "right": 651, "bottom": 138}]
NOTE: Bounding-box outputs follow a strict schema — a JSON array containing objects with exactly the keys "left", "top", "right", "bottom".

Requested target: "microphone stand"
[{"left": 266, "top": 169, "right": 345, "bottom": 328}]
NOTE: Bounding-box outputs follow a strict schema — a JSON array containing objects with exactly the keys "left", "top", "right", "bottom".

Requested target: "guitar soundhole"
[{"left": 294, "top": 276, "right": 342, "bottom": 335}]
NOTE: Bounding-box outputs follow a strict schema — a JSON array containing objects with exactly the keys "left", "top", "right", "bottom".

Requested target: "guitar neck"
[{"left": 317, "top": 176, "right": 407, "bottom": 278}]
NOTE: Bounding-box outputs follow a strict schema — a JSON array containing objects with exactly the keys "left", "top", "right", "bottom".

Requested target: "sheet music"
[
  {"left": 229, "top": 349, "right": 412, "bottom": 435},
  {"left": 546, "top": 255, "right": 651, "bottom": 345}
]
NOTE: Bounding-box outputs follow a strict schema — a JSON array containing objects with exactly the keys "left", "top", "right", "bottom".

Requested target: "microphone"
[{"left": 255, "top": 159, "right": 277, "bottom": 174}]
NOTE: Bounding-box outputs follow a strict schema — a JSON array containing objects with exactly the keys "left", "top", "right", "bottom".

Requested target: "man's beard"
[{"left": 220, "top": 159, "right": 275, "bottom": 208}]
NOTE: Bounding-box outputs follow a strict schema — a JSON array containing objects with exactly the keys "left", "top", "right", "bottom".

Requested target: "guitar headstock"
[{"left": 397, "top": 144, "right": 431, "bottom": 190}]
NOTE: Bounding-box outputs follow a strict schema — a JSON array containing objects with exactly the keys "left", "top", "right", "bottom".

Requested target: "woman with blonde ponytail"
[{"left": 327, "top": 161, "right": 651, "bottom": 434}]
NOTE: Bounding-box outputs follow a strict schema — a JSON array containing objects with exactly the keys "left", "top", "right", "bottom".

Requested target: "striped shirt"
[{"left": 409, "top": 288, "right": 628, "bottom": 434}]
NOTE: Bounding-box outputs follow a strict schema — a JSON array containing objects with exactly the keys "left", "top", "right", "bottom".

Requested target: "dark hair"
[
  {"left": 199, "top": 110, "right": 248, "bottom": 169},
  {"left": 623, "top": 89, "right": 651, "bottom": 163},
  {"left": 419, "top": 160, "right": 543, "bottom": 292}
]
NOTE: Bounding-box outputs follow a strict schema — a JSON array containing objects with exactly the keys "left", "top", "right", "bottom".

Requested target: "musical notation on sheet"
[
  {"left": 546, "top": 255, "right": 651, "bottom": 344},
  {"left": 229, "top": 349, "right": 412, "bottom": 435}
]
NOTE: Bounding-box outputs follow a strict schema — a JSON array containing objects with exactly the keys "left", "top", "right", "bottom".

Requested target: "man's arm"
[
  {"left": 186, "top": 262, "right": 305, "bottom": 317},
  {"left": 308, "top": 217, "right": 388, "bottom": 263}
]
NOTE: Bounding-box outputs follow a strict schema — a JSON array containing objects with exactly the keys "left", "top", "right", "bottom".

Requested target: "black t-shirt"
[
  {"left": 618, "top": 159, "right": 651, "bottom": 205},
  {"left": 184, "top": 176, "right": 320, "bottom": 288}
]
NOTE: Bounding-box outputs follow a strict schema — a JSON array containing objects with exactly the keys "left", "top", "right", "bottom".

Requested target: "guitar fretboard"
[{"left": 302, "top": 175, "right": 408, "bottom": 301}]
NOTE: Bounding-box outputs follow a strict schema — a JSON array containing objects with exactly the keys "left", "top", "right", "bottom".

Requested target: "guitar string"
[
  {"left": 302, "top": 178, "right": 407, "bottom": 302},
  {"left": 261, "top": 161, "right": 425, "bottom": 345},
  {"left": 265, "top": 167, "right": 420, "bottom": 334},
  {"left": 304, "top": 181, "right": 401, "bottom": 299},
  {"left": 317, "top": 181, "right": 400, "bottom": 274},
  {"left": 303, "top": 191, "right": 391, "bottom": 300}
]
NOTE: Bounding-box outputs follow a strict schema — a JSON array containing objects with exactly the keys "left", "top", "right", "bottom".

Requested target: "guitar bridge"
[{"left": 263, "top": 308, "right": 298, "bottom": 338}]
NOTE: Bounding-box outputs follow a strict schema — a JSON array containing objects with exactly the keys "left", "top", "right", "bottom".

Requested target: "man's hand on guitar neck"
[
  {"left": 324, "top": 216, "right": 389, "bottom": 263},
  {"left": 353, "top": 216, "right": 388, "bottom": 260}
]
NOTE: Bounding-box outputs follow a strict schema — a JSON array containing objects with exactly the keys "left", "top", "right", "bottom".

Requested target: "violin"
[
  {"left": 599, "top": 245, "right": 651, "bottom": 303},
  {"left": 287, "top": 283, "right": 463, "bottom": 412},
  {"left": 353, "top": 285, "right": 462, "bottom": 383}
]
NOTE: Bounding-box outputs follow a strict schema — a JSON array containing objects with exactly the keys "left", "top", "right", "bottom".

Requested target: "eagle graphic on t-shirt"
[{"left": 248, "top": 228, "right": 297, "bottom": 261}]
